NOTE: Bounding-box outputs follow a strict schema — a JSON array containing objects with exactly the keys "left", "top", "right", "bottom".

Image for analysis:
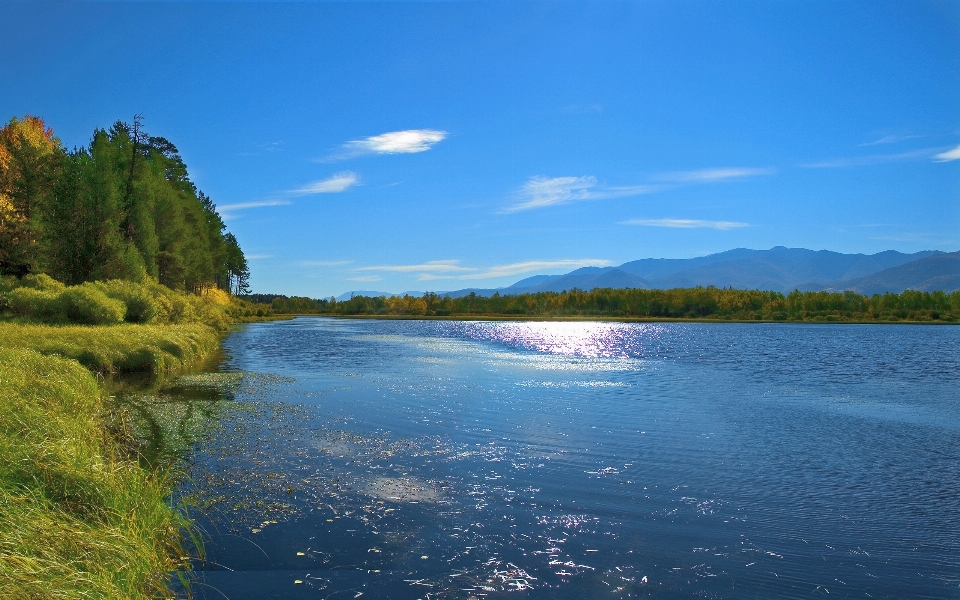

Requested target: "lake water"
[{"left": 174, "top": 318, "right": 960, "bottom": 599}]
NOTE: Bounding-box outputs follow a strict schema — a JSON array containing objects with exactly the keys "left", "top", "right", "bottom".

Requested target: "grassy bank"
[
  {"left": 0, "top": 277, "right": 260, "bottom": 597},
  {"left": 0, "top": 348, "right": 189, "bottom": 598},
  {"left": 0, "top": 322, "right": 221, "bottom": 374}
]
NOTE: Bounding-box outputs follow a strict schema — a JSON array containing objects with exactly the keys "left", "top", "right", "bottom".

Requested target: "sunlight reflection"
[{"left": 465, "top": 321, "right": 665, "bottom": 359}]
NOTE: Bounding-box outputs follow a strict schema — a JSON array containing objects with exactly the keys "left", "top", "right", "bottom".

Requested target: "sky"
[{"left": 3, "top": 1, "right": 958, "bottom": 297}]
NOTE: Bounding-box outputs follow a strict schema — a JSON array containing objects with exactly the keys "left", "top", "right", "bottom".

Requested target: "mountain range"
[{"left": 336, "top": 247, "right": 960, "bottom": 301}]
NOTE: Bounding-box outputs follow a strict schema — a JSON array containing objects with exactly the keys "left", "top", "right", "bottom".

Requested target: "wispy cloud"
[
  {"left": 859, "top": 134, "right": 921, "bottom": 147},
  {"left": 502, "top": 176, "right": 658, "bottom": 213},
  {"left": 218, "top": 200, "right": 292, "bottom": 212},
  {"left": 245, "top": 254, "right": 273, "bottom": 260},
  {"left": 218, "top": 199, "right": 292, "bottom": 220},
  {"left": 325, "top": 129, "right": 447, "bottom": 160},
  {"left": 653, "top": 167, "right": 776, "bottom": 183},
  {"left": 289, "top": 172, "right": 359, "bottom": 195},
  {"left": 299, "top": 260, "right": 354, "bottom": 267},
  {"left": 356, "top": 258, "right": 610, "bottom": 281},
  {"left": 502, "top": 167, "right": 771, "bottom": 213},
  {"left": 800, "top": 148, "right": 938, "bottom": 168},
  {"left": 347, "top": 275, "right": 383, "bottom": 282},
  {"left": 621, "top": 218, "right": 749, "bottom": 230},
  {"left": 933, "top": 144, "right": 960, "bottom": 162},
  {"left": 455, "top": 259, "right": 611, "bottom": 280},
  {"left": 357, "top": 260, "right": 473, "bottom": 274}
]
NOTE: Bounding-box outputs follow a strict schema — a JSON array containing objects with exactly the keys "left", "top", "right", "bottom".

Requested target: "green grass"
[
  {"left": 0, "top": 348, "right": 189, "bottom": 599},
  {"left": 0, "top": 322, "right": 220, "bottom": 374}
]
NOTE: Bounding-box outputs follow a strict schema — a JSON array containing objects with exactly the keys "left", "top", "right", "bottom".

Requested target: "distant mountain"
[
  {"left": 813, "top": 251, "right": 960, "bottom": 295},
  {"left": 336, "top": 247, "right": 958, "bottom": 300},
  {"left": 484, "top": 247, "right": 945, "bottom": 295}
]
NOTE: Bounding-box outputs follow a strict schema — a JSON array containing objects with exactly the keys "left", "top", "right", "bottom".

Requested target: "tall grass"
[
  {"left": 0, "top": 322, "right": 221, "bottom": 374},
  {"left": 0, "top": 348, "right": 189, "bottom": 598},
  {"left": 0, "top": 275, "right": 264, "bottom": 597}
]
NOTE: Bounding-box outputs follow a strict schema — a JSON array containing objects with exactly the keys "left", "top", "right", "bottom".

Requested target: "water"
[{"left": 174, "top": 318, "right": 960, "bottom": 599}]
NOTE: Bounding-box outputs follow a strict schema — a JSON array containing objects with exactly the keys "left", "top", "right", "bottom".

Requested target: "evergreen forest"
[{"left": 0, "top": 115, "right": 248, "bottom": 293}]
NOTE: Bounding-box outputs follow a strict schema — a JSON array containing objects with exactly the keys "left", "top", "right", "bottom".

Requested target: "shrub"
[
  {"left": 19, "top": 273, "right": 65, "bottom": 294},
  {"left": 94, "top": 280, "right": 160, "bottom": 324},
  {"left": 59, "top": 285, "right": 126, "bottom": 325},
  {"left": 6, "top": 288, "right": 63, "bottom": 322}
]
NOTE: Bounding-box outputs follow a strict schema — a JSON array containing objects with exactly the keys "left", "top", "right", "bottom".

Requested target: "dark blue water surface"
[{"left": 179, "top": 318, "right": 960, "bottom": 599}]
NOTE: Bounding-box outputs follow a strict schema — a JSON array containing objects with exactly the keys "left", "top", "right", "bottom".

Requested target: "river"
[{"left": 167, "top": 317, "right": 960, "bottom": 599}]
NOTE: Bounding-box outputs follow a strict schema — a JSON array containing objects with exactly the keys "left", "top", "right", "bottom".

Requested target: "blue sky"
[{"left": 3, "top": 1, "right": 958, "bottom": 297}]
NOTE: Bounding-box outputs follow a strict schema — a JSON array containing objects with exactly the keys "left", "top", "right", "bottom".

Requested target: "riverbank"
[
  {"left": 0, "top": 279, "right": 246, "bottom": 597},
  {"left": 262, "top": 287, "right": 960, "bottom": 323},
  {"left": 321, "top": 313, "right": 960, "bottom": 324},
  {"left": 0, "top": 330, "right": 219, "bottom": 597}
]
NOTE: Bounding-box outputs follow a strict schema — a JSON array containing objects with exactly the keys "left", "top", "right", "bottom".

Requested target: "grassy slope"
[{"left": 0, "top": 348, "right": 188, "bottom": 599}]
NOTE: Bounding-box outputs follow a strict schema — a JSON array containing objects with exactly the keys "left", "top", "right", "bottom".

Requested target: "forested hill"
[{"left": 0, "top": 115, "right": 248, "bottom": 293}]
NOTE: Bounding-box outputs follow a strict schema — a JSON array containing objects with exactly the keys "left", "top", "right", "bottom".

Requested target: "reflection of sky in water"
[{"left": 178, "top": 318, "right": 960, "bottom": 600}]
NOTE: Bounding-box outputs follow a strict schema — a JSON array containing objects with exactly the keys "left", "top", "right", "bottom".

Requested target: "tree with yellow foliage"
[{"left": 0, "top": 116, "right": 60, "bottom": 276}]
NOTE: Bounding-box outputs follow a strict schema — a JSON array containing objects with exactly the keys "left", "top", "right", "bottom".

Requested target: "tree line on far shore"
[
  {"left": 0, "top": 115, "right": 248, "bottom": 293},
  {"left": 247, "top": 286, "right": 960, "bottom": 322}
]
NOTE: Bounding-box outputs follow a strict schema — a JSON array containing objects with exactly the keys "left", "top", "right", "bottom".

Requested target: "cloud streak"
[
  {"left": 299, "top": 260, "right": 354, "bottom": 267},
  {"left": 355, "top": 258, "right": 611, "bottom": 281},
  {"left": 799, "top": 148, "right": 939, "bottom": 168},
  {"left": 217, "top": 199, "right": 292, "bottom": 212},
  {"left": 357, "top": 260, "right": 472, "bottom": 274},
  {"left": 503, "top": 176, "right": 659, "bottom": 213},
  {"left": 653, "top": 167, "right": 776, "bottom": 183},
  {"left": 289, "top": 172, "right": 359, "bottom": 195},
  {"left": 859, "top": 134, "right": 921, "bottom": 147},
  {"left": 455, "top": 259, "right": 611, "bottom": 280},
  {"left": 621, "top": 218, "right": 749, "bottom": 230}
]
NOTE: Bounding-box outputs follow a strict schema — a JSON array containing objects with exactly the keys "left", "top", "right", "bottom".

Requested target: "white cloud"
[
  {"left": 347, "top": 275, "right": 382, "bottom": 282},
  {"left": 933, "top": 144, "right": 960, "bottom": 162},
  {"left": 290, "top": 172, "right": 359, "bottom": 195},
  {"left": 327, "top": 129, "right": 447, "bottom": 160},
  {"left": 653, "top": 167, "right": 776, "bottom": 183},
  {"left": 621, "top": 218, "right": 749, "bottom": 230},
  {"left": 503, "top": 176, "right": 658, "bottom": 213}
]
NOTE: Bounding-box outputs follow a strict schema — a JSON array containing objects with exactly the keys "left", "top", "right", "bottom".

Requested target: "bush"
[
  {"left": 94, "top": 280, "right": 160, "bottom": 323},
  {"left": 59, "top": 285, "right": 126, "bottom": 325},
  {"left": 6, "top": 288, "right": 63, "bottom": 322},
  {"left": 19, "top": 273, "right": 65, "bottom": 294}
]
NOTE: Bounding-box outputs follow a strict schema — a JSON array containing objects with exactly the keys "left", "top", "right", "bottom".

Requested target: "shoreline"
[{"left": 268, "top": 313, "right": 960, "bottom": 325}]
